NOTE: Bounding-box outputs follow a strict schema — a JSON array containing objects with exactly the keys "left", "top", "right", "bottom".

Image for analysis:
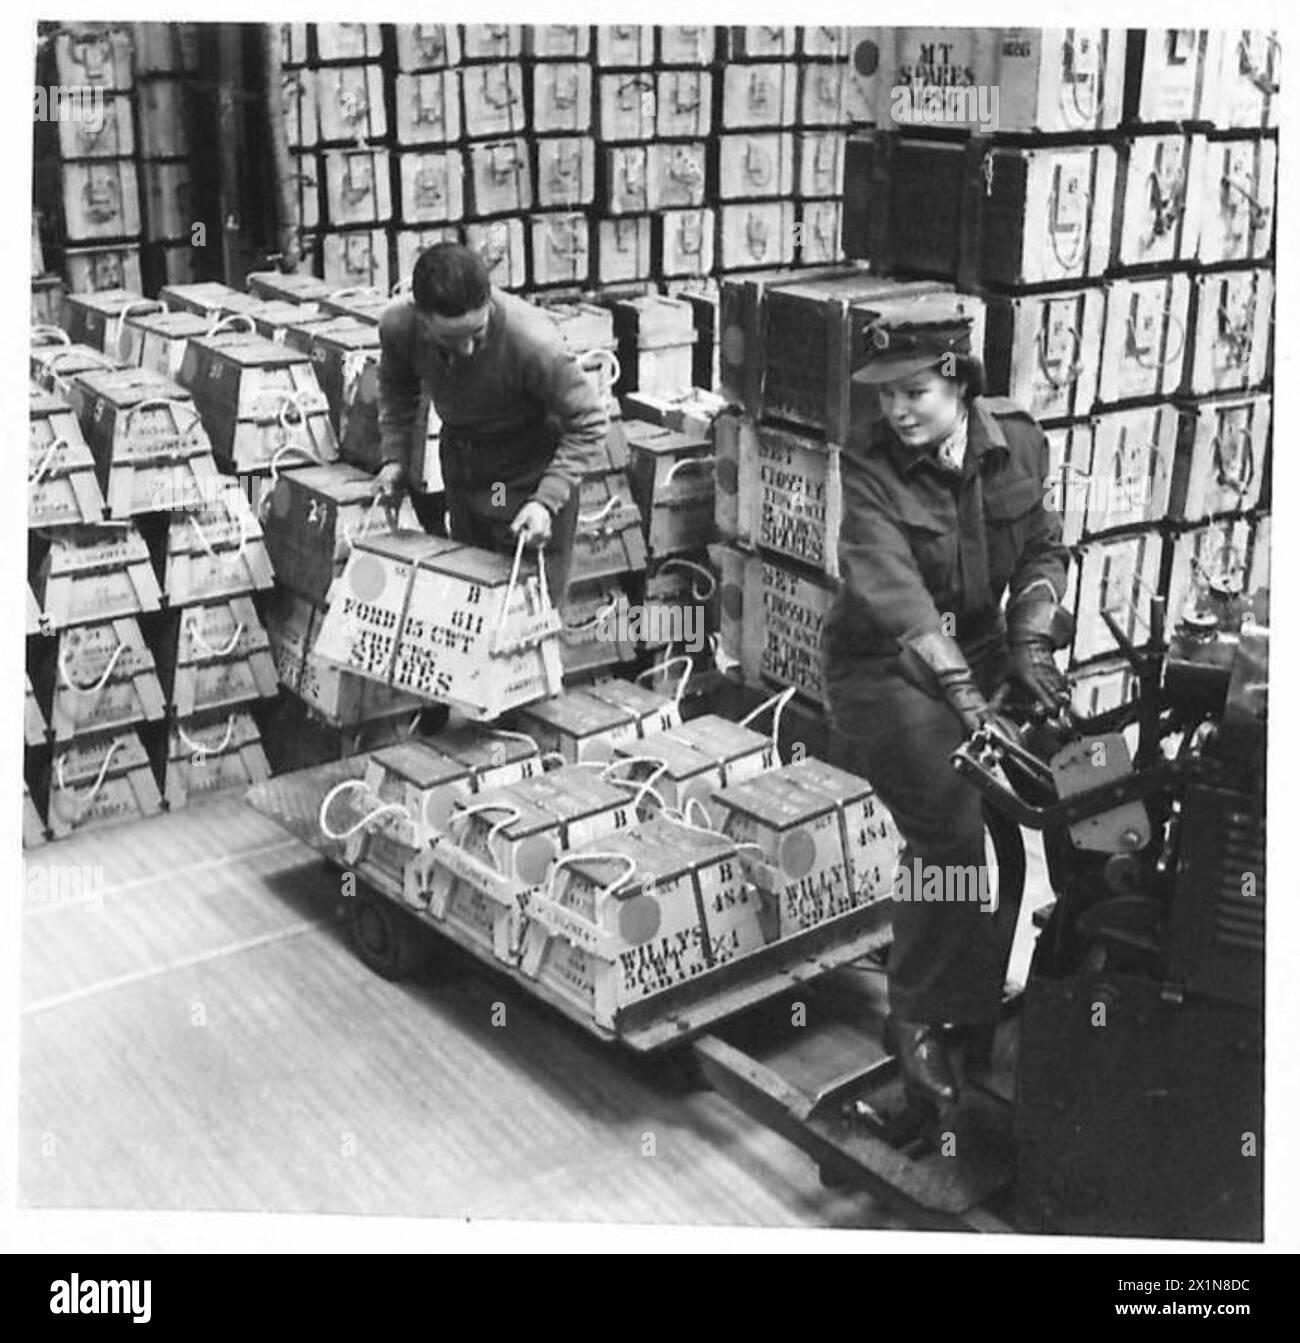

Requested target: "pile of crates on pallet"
[
  {"left": 32, "top": 21, "right": 203, "bottom": 315},
  {"left": 839, "top": 27, "right": 1275, "bottom": 716}
]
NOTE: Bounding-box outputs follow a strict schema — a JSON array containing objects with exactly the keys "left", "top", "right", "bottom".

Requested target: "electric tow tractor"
[{"left": 247, "top": 589, "right": 1266, "bottom": 1239}]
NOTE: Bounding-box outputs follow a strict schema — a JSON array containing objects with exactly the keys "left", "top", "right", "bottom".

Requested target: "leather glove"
[
  {"left": 374, "top": 461, "right": 406, "bottom": 530},
  {"left": 1005, "top": 594, "right": 1074, "bottom": 714},
  {"left": 899, "top": 629, "right": 994, "bottom": 736}
]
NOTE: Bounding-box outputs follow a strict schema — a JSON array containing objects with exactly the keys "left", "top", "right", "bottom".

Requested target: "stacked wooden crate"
[
  {"left": 708, "top": 265, "right": 984, "bottom": 724},
  {"left": 840, "top": 26, "right": 1275, "bottom": 716}
]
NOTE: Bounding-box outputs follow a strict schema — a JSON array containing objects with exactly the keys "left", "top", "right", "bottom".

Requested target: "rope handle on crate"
[
  {"left": 545, "top": 850, "right": 638, "bottom": 903},
  {"left": 739, "top": 685, "right": 796, "bottom": 759},
  {"left": 635, "top": 653, "right": 692, "bottom": 708},
  {"left": 578, "top": 347, "right": 621, "bottom": 398},
  {"left": 55, "top": 739, "right": 124, "bottom": 815},
  {"left": 600, "top": 755, "right": 669, "bottom": 816},
  {"left": 1036, "top": 323, "right": 1084, "bottom": 389},
  {"left": 57, "top": 632, "right": 127, "bottom": 695},
  {"left": 664, "top": 797, "right": 768, "bottom": 860},
  {"left": 1058, "top": 36, "right": 1102, "bottom": 128},
  {"left": 108, "top": 298, "right": 166, "bottom": 359},
  {"left": 205, "top": 312, "right": 257, "bottom": 339},
  {"left": 663, "top": 454, "right": 717, "bottom": 484},
  {"left": 1216, "top": 293, "right": 1259, "bottom": 366},
  {"left": 188, "top": 500, "right": 250, "bottom": 562},
  {"left": 185, "top": 615, "right": 245, "bottom": 659},
  {"left": 28, "top": 436, "right": 70, "bottom": 487},
  {"left": 38, "top": 346, "right": 116, "bottom": 382},
  {"left": 577, "top": 494, "right": 621, "bottom": 529},
  {"left": 1145, "top": 166, "right": 1186, "bottom": 240},
  {"left": 656, "top": 558, "right": 717, "bottom": 604},
  {"left": 1048, "top": 171, "right": 1090, "bottom": 272},
  {"left": 1126, "top": 305, "right": 1187, "bottom": 369},
  {"left": 123, "top": 397, "right": 204, "bottom": 453},
  {"left": 318, "top": 779, "right": 411, "bottom": 842},
  {"left": 448, "top": 801, "right": 523, "bottom": 872},
  {"left": 176, "top": 714, "right": 236, "bottom": 760},
  {"left": 326, "top": 286, "right": 385, "bottom": 305},
  {"left": 341, "top": 494, "right": 386, "bottom": 550},
  {"left": 493, "top": 532, "right": 555, "bottom": 644},
  {"left": 1211, "top": 429, "right": 1256, "bottom": 495},
  {"left": 390, "top": 276, "right": 413, "bottom": 297},
  {"left": 1238, "top": 32, "right": 1282, "bottom": 95},
  {"left": 561, "top": 596, "right": 620, "bottom": 634},
  {"left": 1220, "top": 172, "right": 1270, "bottom": 231},
  {"left": 31, "top": 324, "right": 72, "bottom": 348}
]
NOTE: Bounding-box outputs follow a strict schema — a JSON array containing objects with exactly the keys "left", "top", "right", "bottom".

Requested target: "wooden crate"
[
  {"left": 1097, "top": 274, "right": 1191, "bottom": 404},
  {"left": 721, "top": 62, "right": 799, "bottom": 129},
  {"left": 594, "top": 25, "right": 654, "bottom": 68},
  {"left": 1112, "top": 133, "right": 1199, "bottom": 268},
  {"left": 536, "top": 137, "right": 596, "bottom": 210},
  {"left": 67, "top": 366, "right": 220, "bottom": 520},
  {"left": 164, "top": 487, "right": 274, "bottom": 605},
  {"left": 1077, "top": 405, "right": 1178, "bottom": 537},
  {"left": 65, "top": 245, "right": 142, "bottom": 294},
  {"left": 644, "top": 142, "right": 708, "bottom": 211},
  {"left": 53, "top": 25, "right": 134, "bottom": 90},
  {"left": 322, "top": 149, "right": 392, "bottom": 228},
  {"left": 1071, "top": 530, "right": 1165, "bottom": 665},
  {"left": 61, "top": 160, "right": 141, "bottom": 243},
  {"left": 984, "top": 289, "right": 1104, "bottom": 423},
  {"left": 1165, "top": 519, "right": 1252, "bottom": 636},
  {"left": 45, "top": 616, "right": 165, "bottom": 741},
  {"left": 163, "top": 595, "right": 279, "bottom": 718},
  {"left": 532, "top": 64, "right": 593, "bottom": 135},
  {"left": 35, "top": 523, "right": 162, "bottom": 631},
  {"left": 1124, "top": 29, "right": 1217, "bottom": 125},
  {"left": 163, "top": 709, "right": 270, "bottom": 810},
  {"left": 46, "top": 729, "right": 162, "bottom": 840},
  {"left": 394, "top": 23, "right": 461, "bottom": 71},
  {"left": 393, "top": 70, "right": 462, "bottom": 145},
  {"left": 1189, "top": 136, "right": 1276, "bottom": 265},
  {"left": 118, "top": 309, "right": 210, "bottom": 380},
  {"left": 55, "top": 91, "right": 134, "bottom": 158},
  {"left": 461, "top": 62, "right": 527, "bottom": 139},
  {"left": 557, "top": 579, "right": 637, "bottom": 678},
  {"left": 1170, "top": 394, "right": 1270, "bottom": 525},
  {"left": 28, "top": 386, "right": 105, "bottom": 529},
  {"left": 1185, "top": 268, "right": 1273, "bottom": 397},
  {"left": 515, "top": 688, "right": 642, "bottom": 764}
]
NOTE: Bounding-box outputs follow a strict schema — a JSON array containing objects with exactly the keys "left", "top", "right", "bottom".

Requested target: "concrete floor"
[{"left": 19, "top": 791, "right": 1050, "bottom": 1230}]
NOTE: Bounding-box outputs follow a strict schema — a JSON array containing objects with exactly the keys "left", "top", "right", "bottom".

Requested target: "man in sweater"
[{"left": 375, "top": 243, "right": 608, "bottom": 603}]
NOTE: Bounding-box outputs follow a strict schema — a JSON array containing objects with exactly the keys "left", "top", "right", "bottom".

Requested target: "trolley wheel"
[{"left": 349, "top": 885, "right": 429, "bottom": 981}]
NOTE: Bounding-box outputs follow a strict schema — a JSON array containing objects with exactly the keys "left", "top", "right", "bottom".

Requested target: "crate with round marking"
[
  {"left": 314, "top": 532, "right": 565, "bottom": 719},
  {"left": 1185, "top": 268, "right": 1273, "bottom": 398},
  {"left": 162, "top": 595, "right": 278, "bottom": 718},
  {"left": 869, "top": 27, "right": 1126, "bottom": 133},
  {"left": 514, "top": 689, "right": 642, "bottom": 764},
  {"left": 34, "top": 523, "right": 162, "bottom": 632},
  {"left": 28, "top": 387, "right": 105, "bottom": 529},
  {"left": 518, "top": 814, "right": 768, "bottom": 1028},
  {"left": 1097, "top": 274, "right": 1191, "bottom": 405},
  {"left": 260, "top": 462, "right": 419, "bottom": 606},
  {"left": 45, "top": 617, "right": 164, "bottom": 741},
  {"left": 580, "top": 672, "right": 684, "bottom": 738},
  {"left": 1170, "top": 394, "right": 1269, "bottom": 525},
  {"left": 163, "top": 488, "right": 274, "bottom": 606},
  {"left": 164, "top": 710, "right": 270, "bottom": 811},
  {"left": 317, "top": 741, "right": 471, "bottom": 897},
  {"left": 46, "top": 729, "right": 162, "bottom": 840}
]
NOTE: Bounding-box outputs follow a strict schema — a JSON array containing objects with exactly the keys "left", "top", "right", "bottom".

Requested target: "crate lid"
[
  {"left": 622, "top": 420, "right": 711, "bottom": 455},
  {"left": 273, "top": 461, "right": 379, "bottom": 504},
  {"left": 191, "top": 333, "right": 312, "bottom": 367},
  {"left": 29, "top": 386, "right": 71, "bottom": 418},
  {"left": 580, "top": 677, "right": 672, "bottom": 719},
  {"left": 616, "top": 731, "right": 714, "bottom": 781},
  {"left": 668, "top": 715, "right": 770, "bottom": 761},
  {"left": 519, "top": 688, "right": 633, "bottom": 737},
  {"left": 369, "top": 739, "right": 467, "bottom": 789},
  {"left": 710, "top": 770, "right": 832, "bottom": 826},
  {"left": 435, "top": 724, "right": 539, "bottom": 771},
  {"left": 64, "top": 287, "right": 147, "bottom": 314},
  {"left": 309, "top": 319, "right": 381, "bottom": 353},
  {"left": 781, "top": 758, "right": 874, "bottom": 805},
  {"left": 70, "top": 365, "right": 191, "bottom": 408},
  {"left": 127, "top": 309, "right": 212, "bottom": 339}
]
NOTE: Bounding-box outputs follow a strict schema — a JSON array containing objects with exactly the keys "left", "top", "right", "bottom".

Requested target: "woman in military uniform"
[{"left": 822, "top": 315, "right": 1072, "bottom": 1111}]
